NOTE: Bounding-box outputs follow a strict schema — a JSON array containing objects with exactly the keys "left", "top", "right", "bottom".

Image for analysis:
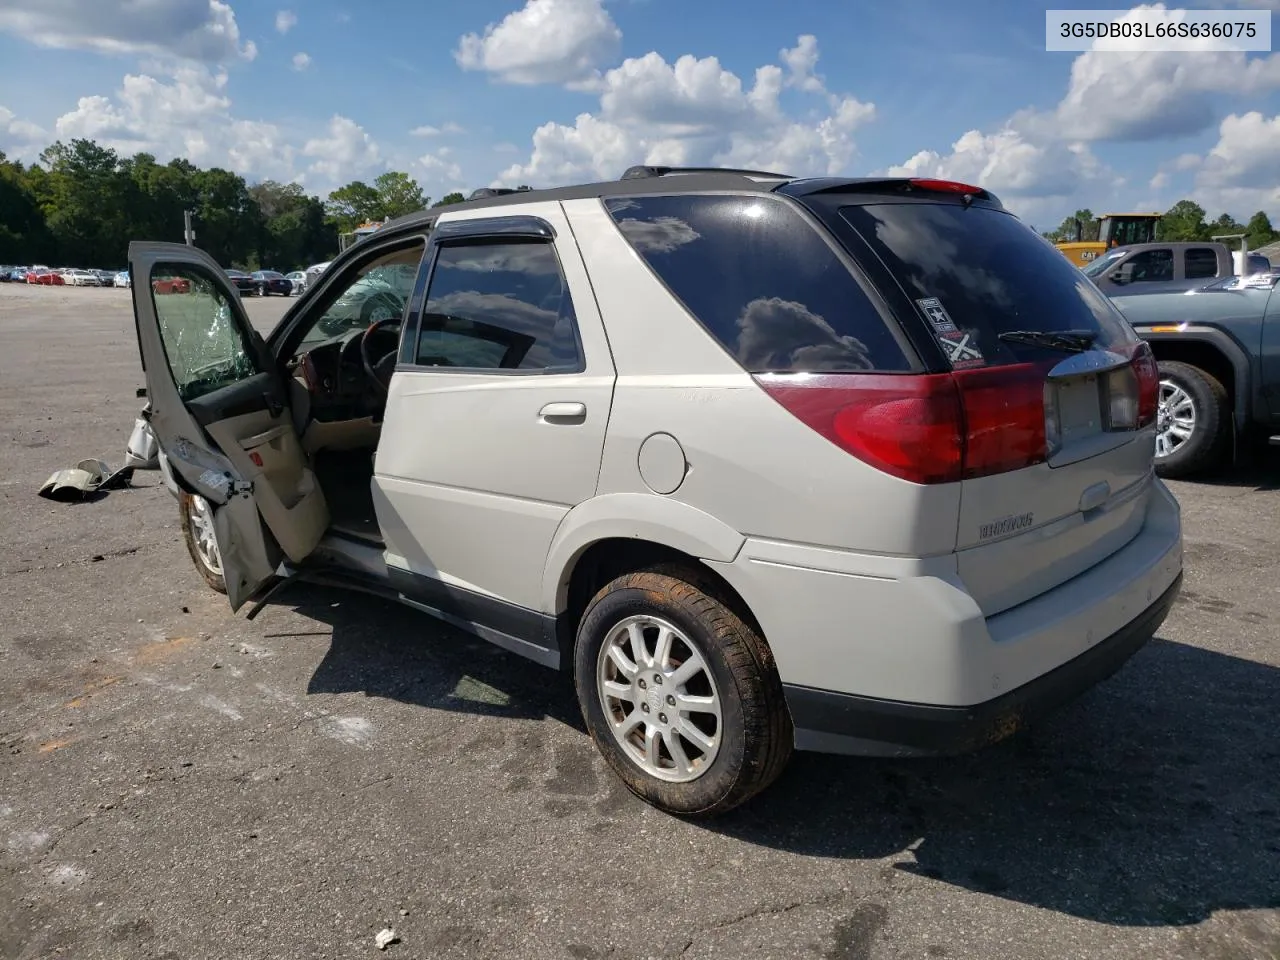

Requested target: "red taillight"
[
  {"left": 1125, "top": 340, "right": 1159, "bottom": 427},
  {"left": 756, "top": 373, "right": 963, "bottom": 483},
  {"left": 909, "top": 178, "right": 984, "bottom": 196},
  {"left": 756, "top": 365, "right": 1050, "bottom": 485},
  {"left": 952, "top": 364, "right": 1051, "bottom": 478}
]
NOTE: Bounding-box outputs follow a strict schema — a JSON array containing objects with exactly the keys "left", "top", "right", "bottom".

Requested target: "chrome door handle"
[{"left": 539, "top": 402, "right": 587, "bottom": 423}]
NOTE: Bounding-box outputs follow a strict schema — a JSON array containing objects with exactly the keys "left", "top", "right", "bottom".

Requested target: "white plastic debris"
[
  {"left": 124, "top": 415, "right": 160, "bottom": 470},
  {"left": 375, "top": 928, "right": 398, "bottom": 950}
]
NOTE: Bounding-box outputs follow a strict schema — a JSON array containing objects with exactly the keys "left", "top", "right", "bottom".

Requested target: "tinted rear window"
[
  {"left": 838, "top": 203, "right": 1136, "bottom": 367},
  {"left": 1185, "top": 248, "right": 1218, "bottom": 279},
  {"left": 604, "top": 195, "right": 910, "bottom": 373}
]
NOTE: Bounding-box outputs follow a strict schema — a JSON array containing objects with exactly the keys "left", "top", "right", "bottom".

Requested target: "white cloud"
[
  {"left": 887, "top": 128, "right": 1105, "bottom": 201},
  {"left": 0, "top": 105, "right": 47, "bottom": 157},
  {"left": 455, "top": 0, "right": 621, "bottom": 86},
  {"left": 1201, "top": 111, "right": 1280, "bottom": 189},
  {"left": 0, "top": 0, "right": 256, "bottom": 63},
  {"left": 417, "top": 150, "right": 463, "bottom": 184},
  {"left": 302, "top": 115, "right": 382, "bottom": 185},
  {"left": 291, "top": 51, "right": 311, "bottom": 71},
  {"left": 1043, "top": 5, "right": 1280, "bottom": 141},
  {"left": 1187, "top": 111, "right": 1280, "bottom": 217},
  {"left": 499, "top": 37, "right": 875, "bottom": 186},
  {"left": 275, "top": 9, "right": 297, "bottom": 34},
  {"left": 780, "top": 35, "right": 824, "bottom": 93},
  {"left": 48, "top": 64, "right": 305, "bottom": 183},
  {"left": 410, "top": 122, "right": 464, "bottom": 137},
  {"left": 56, "top": 66, "right": 232, "bottom": 157},
  {"left": 40, "top": 62, "right": 385, "bottom": 191}
]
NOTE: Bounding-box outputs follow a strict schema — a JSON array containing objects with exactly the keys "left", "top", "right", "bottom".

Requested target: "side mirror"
[{"left": 1110, "top": 262, "right": 1134, "bottom": 285}]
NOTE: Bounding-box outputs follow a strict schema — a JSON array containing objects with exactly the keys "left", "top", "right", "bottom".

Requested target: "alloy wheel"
[
  {"left": 186, "top": 494, "right": 223, "bottom": 577},
  {"left": 595, "top": 615, "right": 722, "bottom": 783},
  {"left": 1156, "top": 379, "right": 1197, "bottom": 459}
]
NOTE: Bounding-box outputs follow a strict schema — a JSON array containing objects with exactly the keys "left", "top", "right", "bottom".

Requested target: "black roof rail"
[
  {"left": 620, "top": 165, "right": 794, "bottom": 181},
  {"left": 467, "top": 186, "right": 533, "bottom": 201}
]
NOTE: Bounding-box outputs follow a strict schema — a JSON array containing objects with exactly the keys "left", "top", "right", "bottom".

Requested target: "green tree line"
[
  {"left": 1043, "top": 202, "right": 1279, "bottom": 247},
  {"left": 0, "top": 137, "right": 470, "bottom": 270}
]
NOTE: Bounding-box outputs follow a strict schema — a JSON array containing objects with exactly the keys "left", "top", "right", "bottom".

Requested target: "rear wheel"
[
  {"left": 1154, "top": 360, "right": 1230, "bottom": 479},
  {"left": 179, "top": 491, "right": 226, "bottom": 594},
  {"left": 574, "top": 568, "right": 793, "bottom": 817}
]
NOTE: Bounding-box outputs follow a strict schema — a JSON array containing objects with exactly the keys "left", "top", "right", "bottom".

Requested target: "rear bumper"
[
  {"left": 784, "top": 570, "right": 1182, "bottom": 757},
  {"left": 705, "top": 475, "right": 1183, "bottom": 754}
]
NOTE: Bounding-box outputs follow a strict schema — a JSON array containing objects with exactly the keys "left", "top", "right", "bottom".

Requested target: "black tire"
[
  {"left": 1154, "top": 360, "right": 1230, "bottom": 479},
  {"left": 178, "top": 491, "right": 227, "bottom": 594},
  {"left": 574, "top": 566, "right": 793, "bottom": 817}
]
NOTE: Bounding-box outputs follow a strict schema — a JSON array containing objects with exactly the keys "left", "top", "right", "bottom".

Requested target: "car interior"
[{"left": 277, "top": 238, "right": 428, "bottom": 545}]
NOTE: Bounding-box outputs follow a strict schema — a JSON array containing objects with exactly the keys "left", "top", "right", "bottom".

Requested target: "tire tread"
[{"left": 1156, "top": 360, "right": 1229, "bottom": 478}]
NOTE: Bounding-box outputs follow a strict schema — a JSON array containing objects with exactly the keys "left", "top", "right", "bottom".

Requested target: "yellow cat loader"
[{"left": 1056, "top": 213, "right": 1162, "bottom": 268}]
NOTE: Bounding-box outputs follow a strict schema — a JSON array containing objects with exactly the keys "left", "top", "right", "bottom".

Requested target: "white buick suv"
[{"left": 127, "top": 166, "right": 1183, "bottom": 816}]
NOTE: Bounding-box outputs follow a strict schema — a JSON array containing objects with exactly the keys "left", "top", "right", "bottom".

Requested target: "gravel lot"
[{"left": 1, "top": 282, "right": 1278, "bottom": 960}]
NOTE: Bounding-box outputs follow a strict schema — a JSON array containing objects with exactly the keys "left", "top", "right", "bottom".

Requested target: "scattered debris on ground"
[
  {"left": 124, "top": 412, "right": 160, "bottom": 469},
  {"left": 38, "top": 459, "right": 134, "bottom": 501},
  {"left": 37, "top": 409, "right": 159, "bottom": 502},
  {"left": 374, "top": 928, "right": 399, "bottom": 950}
]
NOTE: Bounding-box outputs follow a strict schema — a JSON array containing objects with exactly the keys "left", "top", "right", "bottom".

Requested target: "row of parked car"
[
  {"left": 224, "top": 269, "right": 308, "bottom": 297},
  {"left": 1, "top": 264, "right": 316, "bottom": 296},
  {"left": 1, "top": 265, "right": 131, "bottom": 287}
]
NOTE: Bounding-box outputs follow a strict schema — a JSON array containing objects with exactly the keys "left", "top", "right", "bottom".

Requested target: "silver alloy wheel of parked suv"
[
  {"left": 595, "top": 614, "right": 722, "bottom": 783},
  {"left": 1155, "top": 378, "right": 1197, "bottom": 460}
]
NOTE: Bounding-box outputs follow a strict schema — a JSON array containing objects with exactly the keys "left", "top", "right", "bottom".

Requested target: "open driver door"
[{"left": 129, "top": 242, "right": 329, "bottom": 610}]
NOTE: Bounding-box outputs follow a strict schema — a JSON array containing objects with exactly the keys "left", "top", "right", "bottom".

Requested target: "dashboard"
[{"left": 292, "top": 324, "right": 402, "bottom": 421}]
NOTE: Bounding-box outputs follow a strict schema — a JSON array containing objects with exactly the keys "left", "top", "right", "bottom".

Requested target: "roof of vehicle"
[
  {"left": 378, "top": 168, "right": 1004, "bottom": 234},
  {"left": 1108, "top": 241, "right": 1235, "bottom": 252}
]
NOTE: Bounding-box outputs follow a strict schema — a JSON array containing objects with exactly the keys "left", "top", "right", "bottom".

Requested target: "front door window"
[
  {"left": 293, "top": 245, "right": 425, "bottom": 357},
  {"left": 149, "top": 264, "right": 259, "bottom": 401}
]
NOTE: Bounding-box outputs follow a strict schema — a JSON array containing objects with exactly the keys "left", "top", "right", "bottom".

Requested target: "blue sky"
[{"left": 1, "top": 0, "right": 1278, "bottom": 230}]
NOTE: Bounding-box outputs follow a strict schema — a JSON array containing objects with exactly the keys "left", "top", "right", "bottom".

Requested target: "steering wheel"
[{"left": 360, "top": 317, "right": 401, "bottom": 395}]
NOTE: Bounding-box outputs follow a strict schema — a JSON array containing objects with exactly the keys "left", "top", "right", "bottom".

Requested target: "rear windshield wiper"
[{"left": 998, "top": 330, "right": 1098, "bottom": 353}]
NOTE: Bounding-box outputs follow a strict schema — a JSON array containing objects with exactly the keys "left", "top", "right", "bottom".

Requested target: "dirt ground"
[{"left": 1, "top": 282, "right": 1278, "bottom": 960}]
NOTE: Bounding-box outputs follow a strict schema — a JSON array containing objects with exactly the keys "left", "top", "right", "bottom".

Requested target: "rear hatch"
[{"left": 825, "top": 188, "right": 1159, "bottom": 616}]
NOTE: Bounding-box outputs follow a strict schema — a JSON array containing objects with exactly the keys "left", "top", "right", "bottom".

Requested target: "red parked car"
[
  {"left": 32, "top": 270, "right": 64, "bottom": 286},
  {"left": 152, "top": 276, "right": 191, "bottom": 295}
]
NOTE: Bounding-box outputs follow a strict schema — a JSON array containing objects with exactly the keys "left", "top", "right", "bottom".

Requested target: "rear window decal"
[
  {"left": 937, "top": 329, "right": 985, "bottom": 369},
  {"left": 916, "top": 297, "right": 957, "bottom": 333}
]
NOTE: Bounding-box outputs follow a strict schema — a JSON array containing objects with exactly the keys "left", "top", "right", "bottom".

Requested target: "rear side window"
[
  {"left": 415, "top": 241, "right": 583, "bottom": 372},
  {"left": 837, "top": 203, "right": 1136, "bottom": 368},
  {"left": 604, "top": 195, "right": 910, "bottom": 373},
  {"left": 1185, "top": 248, "right": 1218, "bottom": 279}
]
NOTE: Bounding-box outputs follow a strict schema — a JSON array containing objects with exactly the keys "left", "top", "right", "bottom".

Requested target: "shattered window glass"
[{"left": 150, "top": 264, "right": 260, "bottom": 402}]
